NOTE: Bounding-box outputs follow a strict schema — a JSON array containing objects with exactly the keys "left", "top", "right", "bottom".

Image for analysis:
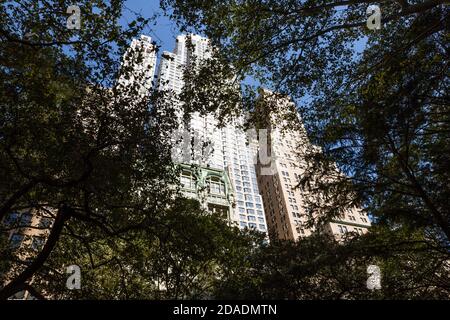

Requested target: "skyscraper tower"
[
  {"left": 255, "top": 89, "right": 371, "bottom": 241},
  {"left": 118, "top": 35, "right": 157, "bottom": 97},
  {"left": 156, "top": 35, "right": 269, "bottom": 235}
]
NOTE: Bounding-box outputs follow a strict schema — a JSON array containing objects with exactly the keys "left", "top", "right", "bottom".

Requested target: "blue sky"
[
  {"left": 121, "top": 1, "right": 261, "bottom": 89},
  {"left": 120, "top": 1, "right": 367, "bottom": 94},
  {"left": 122, "top": 1, "right": 182, "bottom": 57}
]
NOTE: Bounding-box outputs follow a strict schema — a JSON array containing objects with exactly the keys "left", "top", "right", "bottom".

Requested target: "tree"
[
  {"left": 161, "top": 0, "right": 450, "bottom": 298},
  {"left": 0, "top": 0, "right": 179, "bottom": 299},
  {"left": 0, "top": 1, "right": 267, "bottom": 300},
  {"left": 26, "top": 197, "right": 262, "bottom": 299},
  {"left": 214, "top": 226, "right": 450, "bottom": 299}
]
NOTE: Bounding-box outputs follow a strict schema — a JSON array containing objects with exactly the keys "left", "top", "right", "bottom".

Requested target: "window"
[
  {"left": 259, "top": 225, "right": 266, "bottom": 231},
  {"left": 240, "top": 222, "right": 248, "bottom": 228},
  {"left": 248, "top": 223, "right": 257, "bottom": 229},
  {"left": 239, "top": 207, "right": 245, "bottom": 213},
  {"left": 4, "top": 212, "right": 19, "bottom": 227},
  {"left": 257, "top": 210, "right": 263, "bottom": 216},
  {"left": 38, "top": 217, "right": 53, "bottom": 229},
  {"left": 256, "top": 204, "right": 262, "bottom": 209},
  {"left": 180, "top": 170, "right": 195, "bottom": 189},
  {"left": 31, "top": 237, "right": 45, "bottom": 251},
  {"left": 207, "top": 176, "right": 225, "bottom": 195},
  {"left": 248, "top": 216, "right": 256, "bottom": 222},
  {"left": 338, "top": 225, "right": 344, "bottom": 234},
  {"left": 245, "top": 194, "right": 253, "bottom": 201},
  {"left": 245, "top": 202, "right": 254, "bottom": 207},
  {"left": 10, "top": 234, "right": 24, "bottom": 248},
  {"left": 239, "top": 214, "right": 246, "bottom": 221},
  {"left": 20, "top": 213, "right": 33, "bottom": 226},
  {"left": 258, "top": 217, "right": 265, "bottom": 223},
  {"left": 247, "top": 209, "right": 255, "bottom": 214}
]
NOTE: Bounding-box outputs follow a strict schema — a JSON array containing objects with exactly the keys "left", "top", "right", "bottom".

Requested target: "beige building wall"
[
  {"left": 255, "top": 90, "right": 371, "bottom": 241},
  {"left": 2, "top": 208, "right": 54, "bottom": 299},
  {"left": 3, "top": 208, "right": 53, "bottom": 253}
]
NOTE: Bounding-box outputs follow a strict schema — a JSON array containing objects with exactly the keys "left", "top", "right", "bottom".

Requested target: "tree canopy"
[
  {"left": 1, "top": 0, "right": 449, "bottom": 300},
  {"left": 160, "top": 0, "right": 450, "bottom": 298}
]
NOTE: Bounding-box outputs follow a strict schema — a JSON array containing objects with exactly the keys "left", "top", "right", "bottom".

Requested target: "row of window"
[
  {"left": 9, "top": 233, "right": 45, "bottom": 251},
  {"left": 239, "top": 214, "right": 265, "bottom": 224},
  {"left": 295, "top": 226, "right": 306, "bottom": 235},
  {"left": 346, "top": 215, "right": 368, "bottom": 223},
  {"left": 235, "top": 193, "right": 262, "bottom": 203},
  {"left": 239, "top": 221, "right": 266, "bottom": 231},
  {"left": 279, "top": 162, "right": 297, "bottom": 168},
  {"left": 235, "top": 200, "right": 263, "bottom": 210},
  {"left": 238, "top": 207, "right": 264, "bottom": 215},
  {"left": 3, "top": 212, "right": 52, "bottom": 229},
  {"left": 337, "top": 225, "right": 366, "bottom": 234},
  {"left": 181, "top": 172, "right": 227, "bottom": 196}
]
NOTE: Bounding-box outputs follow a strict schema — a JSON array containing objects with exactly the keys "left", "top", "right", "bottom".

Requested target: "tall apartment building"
[
  {"left": 1, "top": 208, "right": 54, "bottom": 299},
  {"left": 156, "top": 35, "right": 268, "bottom": 234},
  {"left": 118, "top": 35, "right": 157, "bottom": 96},
  {"left": 255, "top": 89, "right": 371, "bottom": 241}
]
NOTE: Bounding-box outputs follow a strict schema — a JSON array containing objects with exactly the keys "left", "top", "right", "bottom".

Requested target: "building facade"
[
  {"left": 1, "top": 208, "right": 54, "bottom": 299},
  {"left": 118, "top": 35, "right": 157, "bottom": 96},
  {"left": 255, "top": 89, "right": 371, "bottom": 241},
  {"left": 156, "top": 35, "right": 268, "bottom": 234},
  {"left": 122, "top": 33, "right": 369, "bottom": 240}
]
